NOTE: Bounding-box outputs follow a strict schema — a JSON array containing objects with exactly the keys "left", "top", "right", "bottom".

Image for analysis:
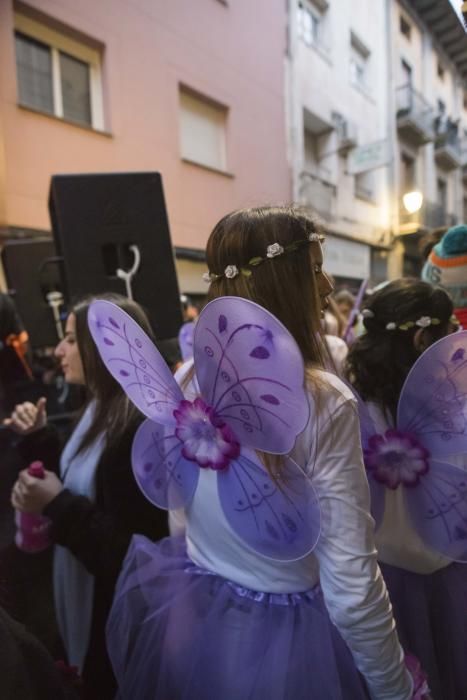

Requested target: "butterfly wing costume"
[
  {"left": 354, "top": 331, "right": 467, "bottom": 562},
  {"left": 88, "top": 297, "right": 320, "bottom": 561}
]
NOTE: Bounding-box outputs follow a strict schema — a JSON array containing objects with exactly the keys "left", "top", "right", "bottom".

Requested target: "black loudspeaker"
[
  {"left": 49, "top": 172, "right": 182, "bottom": 340},
  {"left": 1, "top": 239, "right": 63, "bottom": 348}
]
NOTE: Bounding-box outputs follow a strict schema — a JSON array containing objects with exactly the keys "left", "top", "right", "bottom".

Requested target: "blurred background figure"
[
  {"left": 0, "top": 292, "right": 33, "bottom": 420},
  {"left": 333, "top": 289, "right": 356, "bottom": 324},
  {"left": 180, "top": 294, "right": 200, "bottom": 323}
]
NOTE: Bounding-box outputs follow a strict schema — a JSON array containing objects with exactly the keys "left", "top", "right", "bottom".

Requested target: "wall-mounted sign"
[{"left": 347, "top": 139, "right": 391, "bottom": 175}]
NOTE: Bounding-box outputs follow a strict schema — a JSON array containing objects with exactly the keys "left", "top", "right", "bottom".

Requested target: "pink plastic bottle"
[{"left": 15, "top": 461, "right": 52, "bottom": 553}]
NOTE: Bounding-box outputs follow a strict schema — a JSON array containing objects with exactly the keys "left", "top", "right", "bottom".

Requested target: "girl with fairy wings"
[
  {"left": 89, "top": 208, "right": 426, "bottom": 699},
  {"left": 346, "top": 278, "right": 467, "bottom": 700}
]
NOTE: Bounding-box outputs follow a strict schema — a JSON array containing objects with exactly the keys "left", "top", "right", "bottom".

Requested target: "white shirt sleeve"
[
  {"left": 169, "top": 508, "right": 187, "bottom": 537},
  {"left": 312, "top": 399, "right": 413, "bottom": 700}
]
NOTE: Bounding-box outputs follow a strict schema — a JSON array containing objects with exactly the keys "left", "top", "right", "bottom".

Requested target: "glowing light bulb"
[{"left": 403, "top": 191, "right": 423, "bottom": 214}]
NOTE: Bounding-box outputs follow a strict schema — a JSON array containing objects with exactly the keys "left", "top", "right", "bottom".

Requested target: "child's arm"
[{"left": 312, "top": 398, "right": 413, "bottom": 700}]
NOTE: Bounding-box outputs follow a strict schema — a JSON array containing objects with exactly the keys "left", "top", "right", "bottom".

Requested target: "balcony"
[
  {"left": 434, "top": 118, "right": 463, "bottom": 171},
  {"left": 299, "top": 171, "right": 337, "bottom": 221},
  {"left": 399, "top": 200, "right": 457, "bottom": 233},
  {"left": 396, "top": 85, "right": 435, "bottom": 147}
]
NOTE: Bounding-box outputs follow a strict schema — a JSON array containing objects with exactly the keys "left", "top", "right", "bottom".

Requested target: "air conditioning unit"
[{"left": 332, "top": 113, "right": 358, "bottom": 153}]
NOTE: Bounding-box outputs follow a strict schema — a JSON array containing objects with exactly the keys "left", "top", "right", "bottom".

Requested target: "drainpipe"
[
  {"left": 386, "top": 0, "right": 405, "bottom": 279},
  {"left": 285, "top": 0, "right": 300, "bottom": 202}
]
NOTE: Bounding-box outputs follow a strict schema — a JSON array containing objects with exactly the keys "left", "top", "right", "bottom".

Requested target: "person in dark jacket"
[{"left": 8, "top": 293, "right": 169, "bottom": 700}]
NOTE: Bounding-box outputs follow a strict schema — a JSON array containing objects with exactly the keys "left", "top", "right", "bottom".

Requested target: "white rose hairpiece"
[{"left": 202, "top": 232, "right": 324, "bottom": 283}]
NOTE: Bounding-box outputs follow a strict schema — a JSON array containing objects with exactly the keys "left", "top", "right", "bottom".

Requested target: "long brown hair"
[
  {"left": 205, "top": 206, "right": 328, "bottom": 367},
  {"left": 71, "top": 293, "right": 154, "bottom": 454},
  {"left": 193, "top": 206, "right": 333, "bottom": 475}
]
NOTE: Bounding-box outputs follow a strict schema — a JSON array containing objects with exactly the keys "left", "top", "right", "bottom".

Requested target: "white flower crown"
[{"left": 202, "top": 232, "right": 323, "bottom": 282}]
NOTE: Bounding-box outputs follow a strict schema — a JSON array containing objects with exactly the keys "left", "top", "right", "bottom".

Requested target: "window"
[
  {"left": 15, "top": 33, "right": 53, "bottom": 114},
  {"left": 400, "top": 15, "right": 412, "bottom": 40},
  {"left": 355, "top": 171, "right": 375, "bottom": 203},
  {"left": 14, "top": 13, "right": 103, "bottom": 129},
  {"left": 350, "top": 32, "right": 370, "bottom": 92},
  {"left": 401, "top": 59, "right": 412, "bottom": 87},
  {"left": 437, "top": 61, "right": 445, "bottom": 80},
  {"left": 401, "top": 153, "right": 416, "bottom": 192},
  {"left": 297, "top": 0, "right": 326, "bottom": 50},
  {"left": 179, "top": 87, "right": 228, "bottom": 172},
  {"left": 437, "top": 177, "right": 448, "bottom": 213}
]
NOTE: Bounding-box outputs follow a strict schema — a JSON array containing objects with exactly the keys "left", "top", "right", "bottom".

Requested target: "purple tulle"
[
  {"left": 107, "top": 536, "right": 370, "bottom": 700},
  {"left": 380, "top": 560, "right": 467, "bottom": 700}
]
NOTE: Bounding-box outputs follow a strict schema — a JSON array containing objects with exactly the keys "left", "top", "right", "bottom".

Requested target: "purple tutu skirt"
[
  {"left": 380, "top": 561, "right": 467, "bottom": 700},
  {"left": 107, "top": 536, "right": 370, "bottom": 700}
]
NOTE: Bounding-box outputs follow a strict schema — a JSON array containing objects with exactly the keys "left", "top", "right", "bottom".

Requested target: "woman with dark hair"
[
  {"left": 346, "top": 278, "right": 465, "bottom": 699},
  {"left": 8, "top": 293, "right": 169, "bottom": 700}
]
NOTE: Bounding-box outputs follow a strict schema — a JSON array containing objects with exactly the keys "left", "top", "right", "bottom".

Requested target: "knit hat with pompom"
[{"left": 422, "top": 224, "right": 467, "bottom": 326}]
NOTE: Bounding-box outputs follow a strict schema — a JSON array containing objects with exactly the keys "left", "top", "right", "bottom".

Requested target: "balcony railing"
[
  {"left": 298, "top": 171, "right": 337, "bottom": 220},
  {"left": 396, "top": 84, "right": 435, "bottom": 146},
  {"left": 400, "top": 200, "right": 457, "bottom": 230},
  {"left": 434, "top": 117, "right": 463, "bottom": 170}
]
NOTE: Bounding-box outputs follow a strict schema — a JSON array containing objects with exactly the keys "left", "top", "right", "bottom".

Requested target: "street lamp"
[{"left": 402, "top": 190, "right": 423, "bottom": 214}]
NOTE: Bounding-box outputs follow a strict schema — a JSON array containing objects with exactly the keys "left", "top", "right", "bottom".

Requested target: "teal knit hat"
[{"left": 422, "top": 224, "right": 467, "bottom": 309}]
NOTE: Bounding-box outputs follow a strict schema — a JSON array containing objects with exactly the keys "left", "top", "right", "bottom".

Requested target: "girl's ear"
[{"left": 413, "top": 327, "right": 429, "bottom": 353}]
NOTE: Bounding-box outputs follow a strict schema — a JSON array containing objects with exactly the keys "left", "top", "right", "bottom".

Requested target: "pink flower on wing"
[
  {"left": 174, "top": 397, "right": 240, "bottom": 470},
  {"left": 364, "top": 429, "right": 430, "bottom": 489}
]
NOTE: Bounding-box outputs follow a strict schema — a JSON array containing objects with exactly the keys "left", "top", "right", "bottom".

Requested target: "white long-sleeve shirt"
[
  {"left": 171, "top": 363, "right": 413, "bottom": 700},
  {"left": 367, "top": 402, "right": 454, "bottom": 575}
]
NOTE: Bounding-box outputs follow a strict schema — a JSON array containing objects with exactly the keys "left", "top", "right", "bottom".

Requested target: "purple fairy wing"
[
  {"left": 398, "top": 331, "right": 467, "bottom": 457},
  {"left": 194, "top": 297, "right": 309, "bottom": 454},
  {"left": 178, "top": 321, "right": 195, "bottom": 362},
  {"left": 132, "top": 418, "right": 199, "bottom": 509},
  {"left": 344, "top": 383, "right": 386, "bottom": 528},
  {"left": 405, "top": 458, "right": 467, "bottom": 562},
  {"left": 88, "top": 300, "right": 182, "bottom": 426},
  {"left": 217, "top": 447, "right": 320, "bottom": 561}
]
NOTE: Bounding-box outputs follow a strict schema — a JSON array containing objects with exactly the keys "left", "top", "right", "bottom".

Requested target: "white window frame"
[
  {"left": 179, "top": 86, "right": 228, "bottom": 173},
  {"left": 297, "top": 0, "right": 328, "bottom": 52},
  {"left": 14, "top": 12, "right": 104, "bottom": 130},
  {"left": 355, "top": 170, "right": 376, "bottom": 204},
  {"left": 350, "top": 32, "right": 371, "bottom": 94}
]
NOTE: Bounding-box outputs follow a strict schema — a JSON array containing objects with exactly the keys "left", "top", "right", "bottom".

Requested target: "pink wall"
[{"left": 0, "top": 0, "right": 291, "bottom": 249}]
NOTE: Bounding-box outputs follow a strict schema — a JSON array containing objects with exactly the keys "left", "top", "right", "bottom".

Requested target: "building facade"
[
  {"left": 0, "top": 0, "right": 291, "bottom": 295},
  {"left": 391, "top": 0, "right": 467, "bottom": 276},
  {"left": 287, "top": 0, "right": 393, "bottom": 288},
  {"left": 1, "top": 0, "right": 466, "bottom": 296},
  {"left": 287, "top": 0, "right": 467, "bottom": 285}
]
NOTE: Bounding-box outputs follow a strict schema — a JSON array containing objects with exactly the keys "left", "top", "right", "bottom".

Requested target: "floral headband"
[
  {"left": 362, "top": 309, "right": 460, "bottom": 331},
  {"left": 202, "top": 232, "right": 324, "bottom": 283}
]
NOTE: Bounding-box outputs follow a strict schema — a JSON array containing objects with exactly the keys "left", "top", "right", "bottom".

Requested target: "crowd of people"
[{"left": 0, "top": 211, "right": 466, "bottom": 700}]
